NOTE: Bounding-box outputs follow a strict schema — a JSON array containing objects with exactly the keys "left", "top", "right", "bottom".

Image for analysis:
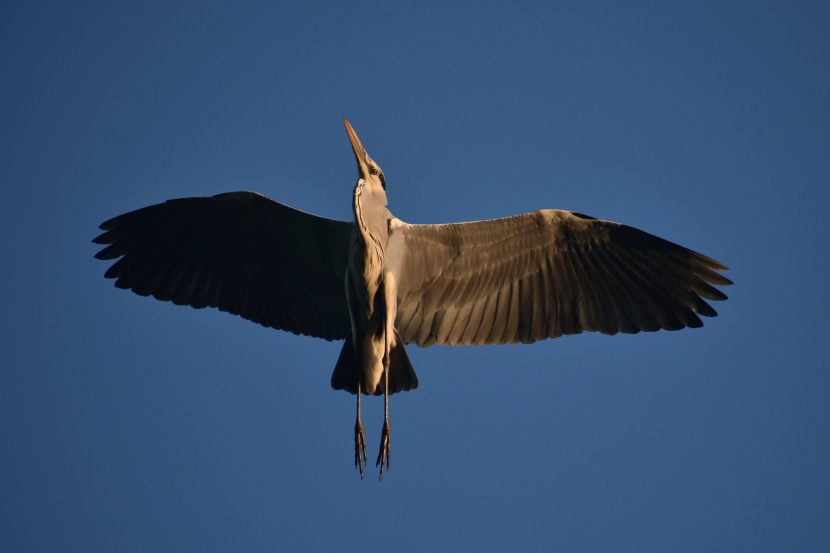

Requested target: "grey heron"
[{"left": 93, "top": 118, "right": 731, "bottom": 479}]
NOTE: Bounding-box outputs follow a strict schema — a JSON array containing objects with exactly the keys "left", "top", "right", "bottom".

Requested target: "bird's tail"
[{"left": 331, "top": 331, "right": 418, "bottom": 395}]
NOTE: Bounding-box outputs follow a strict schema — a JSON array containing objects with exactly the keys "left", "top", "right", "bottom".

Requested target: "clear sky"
[{"left": 2, "top": 1, "right": 829, "bottom": 551}]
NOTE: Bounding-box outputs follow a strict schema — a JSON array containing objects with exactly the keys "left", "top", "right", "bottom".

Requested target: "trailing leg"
[
  {"left": 355, "top": 380, "right": 367, "bottom": 478},
  {"left": 376, "top": 271, "right": 396, "bottom": 480}
]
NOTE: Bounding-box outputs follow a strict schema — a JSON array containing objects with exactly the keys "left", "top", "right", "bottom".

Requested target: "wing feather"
[
  {"left": 389, "top": 210, "right": 731, "bottom": 347},
  {"left": 94, "top": 191, "right": 353, "bottom": 341}
]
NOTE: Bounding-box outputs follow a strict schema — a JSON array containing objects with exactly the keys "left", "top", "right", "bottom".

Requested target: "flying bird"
[{"left": 93, "top": 119, "right": 731, "bottom": 479}]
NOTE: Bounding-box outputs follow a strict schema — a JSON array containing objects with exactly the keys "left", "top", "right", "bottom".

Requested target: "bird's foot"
[
  {"left": 355, "top": 420, "right": 367, "bottom": 479},
  {"left": 376, "top": 421, "right": 391, "bottom": 480}
]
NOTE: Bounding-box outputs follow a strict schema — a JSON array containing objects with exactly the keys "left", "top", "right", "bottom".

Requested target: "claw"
[{"left": 376, "top": 421, "right": 391, "bottom": 480}]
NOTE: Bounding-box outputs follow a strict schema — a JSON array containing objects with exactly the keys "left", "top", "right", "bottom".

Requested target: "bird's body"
[
  {"left": 346, "top": 170, "right": 394, "bottom": 395},
  {"left": 93, "top": 119, "right": 731, "bottom": 479}
]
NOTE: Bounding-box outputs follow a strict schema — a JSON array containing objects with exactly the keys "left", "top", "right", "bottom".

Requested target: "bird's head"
[{"left": 344, "top": 118, "right": 386, "bottom": 196}]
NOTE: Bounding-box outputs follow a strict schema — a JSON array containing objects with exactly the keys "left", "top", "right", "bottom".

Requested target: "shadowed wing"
[
  {"left": 93, "top": 191, "right": 353, "bottom": 341},
  {"left": 389, "top": 210, "right": 731, "bottom": 347}
]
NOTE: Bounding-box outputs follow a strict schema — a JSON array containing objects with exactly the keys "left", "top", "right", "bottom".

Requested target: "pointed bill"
[{"left": 344, "top": 118, "right": 371, "bottom": 178}]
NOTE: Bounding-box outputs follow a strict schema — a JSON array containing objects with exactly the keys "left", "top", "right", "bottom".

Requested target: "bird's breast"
[{"left": 348, "top": 232, "right": 385, "bottom": 320}]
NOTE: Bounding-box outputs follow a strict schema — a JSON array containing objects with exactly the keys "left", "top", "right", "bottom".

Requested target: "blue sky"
[{"left": 2, "top": 1, "right": 829, "bottom": 551}]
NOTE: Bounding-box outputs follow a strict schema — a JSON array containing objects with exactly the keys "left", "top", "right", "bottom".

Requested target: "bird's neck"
[
  {"left": 352, "top": 182, "right": 389, "bottom": 287},
  {"left": 352, "top": 182, "right": 388, "bottom": 249}
]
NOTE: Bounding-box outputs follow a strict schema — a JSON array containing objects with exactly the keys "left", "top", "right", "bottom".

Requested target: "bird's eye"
[{"left": 370, "top": 167, "right": 378, "bottom": 175}]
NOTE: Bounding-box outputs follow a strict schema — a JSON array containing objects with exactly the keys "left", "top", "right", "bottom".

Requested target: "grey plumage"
[{"left": 93, "top": 119, "right": 731, "bottom": 479}]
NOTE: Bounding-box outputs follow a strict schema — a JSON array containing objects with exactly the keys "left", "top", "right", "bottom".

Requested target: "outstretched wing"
[
  {"left": 389, "top": 210, "right": 731, "bottom": 346},
  {"left": 93, "top": 191, "right": 354, "bottom": 341}
]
